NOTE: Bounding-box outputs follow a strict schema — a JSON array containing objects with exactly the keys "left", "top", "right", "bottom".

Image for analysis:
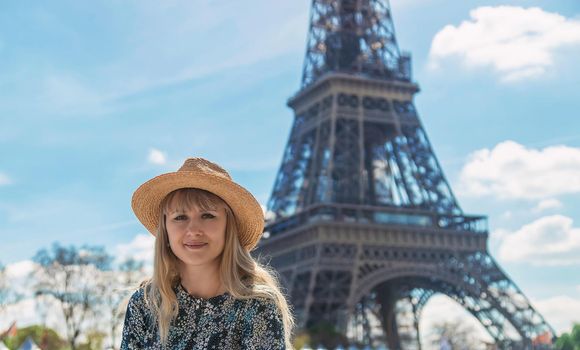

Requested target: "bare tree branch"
[{"left": 32, "top": 243, "right": 112, "bottom": 350}]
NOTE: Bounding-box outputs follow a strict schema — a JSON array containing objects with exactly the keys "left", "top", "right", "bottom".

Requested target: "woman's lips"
[{"left": 184, "top": 243, "right": 207, "bottom": 249}]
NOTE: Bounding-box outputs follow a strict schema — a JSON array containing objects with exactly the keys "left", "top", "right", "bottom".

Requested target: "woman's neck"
[{"left": 178, "top": 261, "right": 226, "bottom": 299}]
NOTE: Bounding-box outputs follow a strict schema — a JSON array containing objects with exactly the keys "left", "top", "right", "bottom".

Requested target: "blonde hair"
[{"left": 141, "top": 188, "right": 295, "bottom": 348}]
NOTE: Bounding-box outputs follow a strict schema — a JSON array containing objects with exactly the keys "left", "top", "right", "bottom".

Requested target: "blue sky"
[{"left": 1, "top": 0, "right": 580, "bottom": 338}]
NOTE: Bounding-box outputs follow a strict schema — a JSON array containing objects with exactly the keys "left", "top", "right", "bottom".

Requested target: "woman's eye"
[
  {"left": 174, "top": 215, "right": 187, "bottom": 221},
  {"left": 202, "top": 213, "right": 215, "bottom": 219}
]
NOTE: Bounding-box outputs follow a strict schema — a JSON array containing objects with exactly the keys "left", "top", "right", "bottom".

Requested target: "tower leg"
[
  {"left": 413, "top": 298, "right": 422, "bottom": 350},
  {"left": 376, "top": 284, "right": 402, "bottom": 350}
]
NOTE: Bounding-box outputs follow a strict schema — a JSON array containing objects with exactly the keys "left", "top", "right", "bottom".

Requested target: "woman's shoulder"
[
  {"left": 234, "top": 295, "right": 285, "bottom": 341},
  {"left": 126, "top": 282, "right": 151, "bottom": 311},
  {"left": 233, "top": 294, "right": 281, "bottom": 318},
  {"left": 248, "top": 295, "right": 277, "bottom": 308},
  {"left": 128, "top": 286, "right": 145, "bottom": 303}
]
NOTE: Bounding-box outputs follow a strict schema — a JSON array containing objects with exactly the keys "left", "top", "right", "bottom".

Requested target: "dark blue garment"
[{"left": 120, "top": 284, "right": 285, "bottom": 350}]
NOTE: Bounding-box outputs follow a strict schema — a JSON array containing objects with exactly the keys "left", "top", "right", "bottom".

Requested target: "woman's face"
[{"left": 164, "top": 197, "right": 227, "bottom": 269}]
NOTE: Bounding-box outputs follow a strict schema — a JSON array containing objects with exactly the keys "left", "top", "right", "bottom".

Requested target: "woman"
[{"left": 121, "top": 157, "right": 294, "bottom": 349}]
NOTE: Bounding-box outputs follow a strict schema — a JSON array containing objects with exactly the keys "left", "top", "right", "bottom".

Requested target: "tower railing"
[{"left": 266, "top": 203, "right": 488, "bottom": 236}]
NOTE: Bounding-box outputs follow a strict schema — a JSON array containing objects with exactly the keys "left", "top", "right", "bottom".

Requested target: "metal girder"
[
  {"left": 267, "top": 91, "right": 462, "bottom": 219},
  {"left": 258, "top": 227, "right": 555, "bottom": 348},
  {"left": 260, "top": 1, "right": 556, "bottom": 348},
  {"left": 302, "top": 0, "right": 410, "bottom": 87}
]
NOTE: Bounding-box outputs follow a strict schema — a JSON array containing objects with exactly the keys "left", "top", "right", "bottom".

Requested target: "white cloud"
[
  {"left": 0, "top": 172, "right": 12, "bottom": 186},
  {"left": 498, "top": 215, "right": 580, "bottom": 266},
  {"left": 2, "top": 260, "right": 37, "bottom": 301},
  {"left": 490, "top": 228, "right": 511, "bottom": 247},
  {"left": 5, "top": 260, "right": 35, "bottom": 279},
  {"left": 533, "top": 199, "right": 563, "bottom": 213},
  {"left": 0, "top": 297, "right": 68, "bottom": 337},
  {"left": 428, "top": 6, "right": 580, "bottom": 82},
  {"left": 1, "top": 299, "right": 41, "bottom": 329},
  {"left": 148, "top": 148, "right": 167, "bottom": 165},
  {"left": 533, "top": 295, "right": 580, "bottom": 335},
  {"left": 115, "top": 234, "right": 155, "bottom": 267},
  {"left": 0, "top": 260, "right": 64, "bottom": 332},
  {"left": 458, "top": 141, "right": 580, "bottom": 200},
  {"left": 260, "top": 204, "right": 276, "bottom": 222}
]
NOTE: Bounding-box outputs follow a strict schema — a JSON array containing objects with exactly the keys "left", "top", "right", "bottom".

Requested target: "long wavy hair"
[{"left": 141, "top": 188, "right": 294, "bottom": 348}]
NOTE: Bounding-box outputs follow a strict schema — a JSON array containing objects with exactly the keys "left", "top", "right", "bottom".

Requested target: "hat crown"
[{"left": 178, "top": 158, "right": 232, "bottom": 180}]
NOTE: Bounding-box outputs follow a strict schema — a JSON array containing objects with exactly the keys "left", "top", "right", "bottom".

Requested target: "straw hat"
[{"left": 131, "top": 157, "right": 265, "bottom": 251}]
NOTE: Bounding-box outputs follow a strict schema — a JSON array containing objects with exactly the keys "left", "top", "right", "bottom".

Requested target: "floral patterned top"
[{"left": 120, "top": 284, "right": 286, "bottom": 350}]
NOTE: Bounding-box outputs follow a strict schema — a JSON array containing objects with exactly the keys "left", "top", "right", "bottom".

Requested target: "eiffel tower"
[{"left": 255, "top": 0, "right": 555, "bottom": 348}]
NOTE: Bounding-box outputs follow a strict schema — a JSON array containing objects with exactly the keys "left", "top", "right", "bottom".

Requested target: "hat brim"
[{"left": 131, "top": 170, "right": 264, "bottom": 251}]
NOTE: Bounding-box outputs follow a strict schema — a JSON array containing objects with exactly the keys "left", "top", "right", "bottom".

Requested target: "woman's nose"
[{"left": 185, "top": 218, "right": 203, "bottom": 234}]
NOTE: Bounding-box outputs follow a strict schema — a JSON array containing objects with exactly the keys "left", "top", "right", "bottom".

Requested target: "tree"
[
  {"left": 0, "top": 262, "right": 7, "bottom": 313},
  {"left": 555, "top": 323, "right": 580, "bottom": 350},
  {"left": 2, "top": 325, "right": 66, "bottom": 350},
  {"left": 77, "top": 330, "right": 106, "bottom": 350},
  {"left": 555, "top": 333, "right": 575, "bottom": 350},
  {"left": 431, "top": 320, "right": 482, "bottom": 350},
  {"left": 102, "top": 257, "right": 145, "bottom": 350},
  {"left": 32, "top": 243, "right": 112, "bottom": 350},
  {"left": 0, "top": 261, "right": 25, "bottom": 323},
  {"left": 292, "top": 332, "right": 312, "bottom": 350}
]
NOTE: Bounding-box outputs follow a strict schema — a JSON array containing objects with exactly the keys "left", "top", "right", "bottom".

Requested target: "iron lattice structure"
[{"left": 255, "top": 0, "right": 555, "bottom": 349}]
